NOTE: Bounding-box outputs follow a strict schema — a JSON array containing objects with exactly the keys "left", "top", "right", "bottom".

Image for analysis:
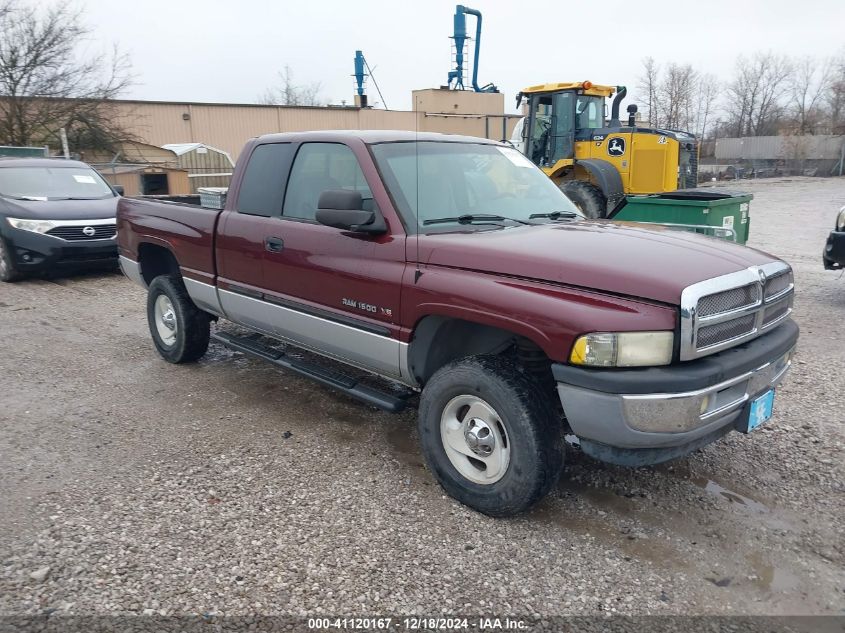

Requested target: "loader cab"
[{"left": 520, "top": 82, "right": 613, "bottom": 169}]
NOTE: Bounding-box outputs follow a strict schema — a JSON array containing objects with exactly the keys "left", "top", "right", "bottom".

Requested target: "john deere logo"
[{"left": 607, "top": 137, "right": 626, "bottom": 157}]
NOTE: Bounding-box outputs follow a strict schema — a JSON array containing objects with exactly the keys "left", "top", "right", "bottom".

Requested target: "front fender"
[
  {"left": 402, "top": 265, "right": 678, "bottom": 364},
  {"left": 574, "top": 158, "right": 624, "bottom": 201}
]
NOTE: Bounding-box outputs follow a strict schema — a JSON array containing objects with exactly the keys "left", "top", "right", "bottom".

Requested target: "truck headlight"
[
  {"left": 6, "top": 217, "right": 60, "bottom": 234},
  {"left": 570, "top": 331, "right": 674, "bottom": 367},
  {"left": 836, "top": 206, "right": 845, "bottom": 232}
]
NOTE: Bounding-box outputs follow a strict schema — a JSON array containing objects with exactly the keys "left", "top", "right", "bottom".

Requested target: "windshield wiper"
[
  {"left": 528, "top": 211, "right": 579, "bottom": 220},
  {"left": 423, "top": 213, "right": 534, "bottom": 226},
  {"left": 6, "top": 195, "right": 48, "bottom": 201}
]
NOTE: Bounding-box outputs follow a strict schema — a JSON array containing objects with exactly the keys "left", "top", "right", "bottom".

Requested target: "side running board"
[{"left": 211, "top": 331, "right": 412, "bottom": 413}]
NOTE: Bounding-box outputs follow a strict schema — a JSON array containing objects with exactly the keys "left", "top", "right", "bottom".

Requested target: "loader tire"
[{"left": 560, "top": 180, "right": 607, "bottom": 219}]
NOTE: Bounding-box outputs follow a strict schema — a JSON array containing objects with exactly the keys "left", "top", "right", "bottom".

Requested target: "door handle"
[{"left": 264, "top": 236, "right": 284, "bottom": 253}]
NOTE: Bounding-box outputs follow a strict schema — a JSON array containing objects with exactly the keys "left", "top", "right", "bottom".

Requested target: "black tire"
[
  {"left": 0, "top": 236, "right": 21, "bottom": 282},
  {"left": 560, "top": 180, "right": 607, "bottom": 219},
  {"left": 146, "top": 274, "right": 211, "bottom": 363},
  {"left": 418, "top": 355, "right": 564, "bottom": 517}
]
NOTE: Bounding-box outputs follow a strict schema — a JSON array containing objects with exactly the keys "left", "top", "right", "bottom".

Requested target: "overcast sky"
[{"left": 75, "top": 0, "right": 844, "bottom": 113}]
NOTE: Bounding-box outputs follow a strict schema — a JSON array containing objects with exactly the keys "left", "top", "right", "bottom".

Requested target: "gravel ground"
[{"left": 0, "top": 177, "right": 843, "bottom": 620}]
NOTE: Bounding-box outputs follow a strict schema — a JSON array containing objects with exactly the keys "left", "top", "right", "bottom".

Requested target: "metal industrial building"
[{"left": 113, "top": 89, "right": 520, "bottom": 163}]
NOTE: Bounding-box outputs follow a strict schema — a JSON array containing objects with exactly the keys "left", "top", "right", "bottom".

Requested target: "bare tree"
[
  {"left": 825, "top": 52, "right": 845, "bottom": 133},
  {"left": 789, "top": 56, "right": 832, "bottom": 134},
  {"left": 260, "top": 66, "right": 324, "bottom": 106},
  {"left": 724, "top": 52, "right": 793, "bottom": 136},
  {"left": 694, "top": 73, "right": 720, "bottom": 139},
  {"left": 636, "top": 57, "right": 661, "bottom": 127},
  {"left": 0, "top": 0, "right": 134, "bottom": 151},
  {"left": 657, "top": 63, "right": 698, "bottom": 130}
]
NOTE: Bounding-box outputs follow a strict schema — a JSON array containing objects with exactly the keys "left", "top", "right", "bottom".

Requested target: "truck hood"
[
  {"left": 419, "top": 221, "right": 780, "bottom": 305},
  {"left": 0, "top": 196, "right": 118, "bottom": 221}
]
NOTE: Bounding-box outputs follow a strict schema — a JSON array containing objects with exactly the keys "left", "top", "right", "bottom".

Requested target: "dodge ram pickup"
[{"left": 117, "top": 130, "right": 798, "bottom": 517}]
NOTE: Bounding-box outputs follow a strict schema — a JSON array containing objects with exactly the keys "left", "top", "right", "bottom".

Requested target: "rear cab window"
[
  {"left": 236, "top": 143, "right": 296, "bottom": 216},
  {"left": 282, "top": 143, "right": 373, "bottom": 221}
]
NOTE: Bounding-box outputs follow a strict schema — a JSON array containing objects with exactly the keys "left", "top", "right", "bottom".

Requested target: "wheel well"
[
  {"left": 138, "top": 243, "right": 180, "bottom": 286},
  {"left": 409, "top": 316, "right": 550, "bottom": 385}
]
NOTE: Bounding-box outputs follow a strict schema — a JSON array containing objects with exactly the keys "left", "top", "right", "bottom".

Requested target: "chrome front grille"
[
  {"left": 697, "top": 283, "right": 760, "bottom": 317},
  {"left": 763, "top": 300, "right": 791, "bottom": 326},
  {"left": 46, "top": 224, "right": 116, "bottom": 241},
  {"left": 764, "top": 270, "right": 793, "bottom": 300},
  {"left": 680, "top": 262, "right": 794, "bottom": 360},
  {"left": 697, "top": 314, "right": 757, "bottom": 348}
]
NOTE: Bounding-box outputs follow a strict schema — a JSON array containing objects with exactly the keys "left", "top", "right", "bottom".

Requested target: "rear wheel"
[
  {"left": 560, "top": 180, "right": 607, "bottom": 219},
  {"left": 0, "top": 236, "right": 21, "bottom": 282},
  {"left": 418, "top": 355, "right": 564, "bottom": 517},
  {"left": 146, "top": 275, "right": 211, "bottom": 363}
]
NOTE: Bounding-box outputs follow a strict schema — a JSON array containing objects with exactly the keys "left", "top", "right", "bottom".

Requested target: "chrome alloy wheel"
[
  {"left": 440, "top": 395, "right": 511, "bottom": 485},
  {"left": 153, "top": 294, "right": 178, "bottom": 347}
]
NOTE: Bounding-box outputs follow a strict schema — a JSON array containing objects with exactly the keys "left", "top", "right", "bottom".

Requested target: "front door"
[
  {"left": 550, "top": 91, "right": 575, "bottom": 163},
  {"left": 261, "top": 142, "right": 406, "bottom": 378},
  {"left": 526, "top": 94, "right": 553, "bottom": 166}
]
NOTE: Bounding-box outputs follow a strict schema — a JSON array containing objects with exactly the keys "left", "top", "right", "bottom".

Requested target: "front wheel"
[
  {"left": 418, "top": 356, "right": 564, "bottom": 517},
  {"left": 146, "top": 275, "right": 211, "bottom": 363},
  {"left": 0, "top": 236, "right": 21, "bottom": 282},
  {"left": 560, "top": 180, "right": 607, "bottom": 219}
]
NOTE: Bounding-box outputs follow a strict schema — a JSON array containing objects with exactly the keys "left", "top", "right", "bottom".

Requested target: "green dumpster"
[{"left": 610, "top": 190, "right": 753, "bottom": 245}]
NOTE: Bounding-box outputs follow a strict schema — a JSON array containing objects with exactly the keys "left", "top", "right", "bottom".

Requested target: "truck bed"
[{"left": 116, "top": 197, "right": 221, "bottom": 284}]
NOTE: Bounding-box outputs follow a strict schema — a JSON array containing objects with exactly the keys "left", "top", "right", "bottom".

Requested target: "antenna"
[{"left": 414, "top": 94, "right": 422, "bottom": 283}]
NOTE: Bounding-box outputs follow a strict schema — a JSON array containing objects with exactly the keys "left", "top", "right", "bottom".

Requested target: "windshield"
[
  {"left": 0, "top": 166, "right": 114, "bottom": 200},
  {"left": 370, "top": 141, "right": 581, "bottom": 232},
  {"left": 576, "top": 96, "right": 605, "bottom": 129}
]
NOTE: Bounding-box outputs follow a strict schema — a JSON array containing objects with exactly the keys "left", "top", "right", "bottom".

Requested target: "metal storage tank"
[{"left": 162, "top": 143, "right": 235, "bottom": 193}]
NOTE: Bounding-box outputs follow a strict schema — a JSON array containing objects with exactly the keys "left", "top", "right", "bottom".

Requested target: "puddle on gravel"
[
  {"left": 685, "top": 475, "right": 797, "bottom": 535},
  {"left": 529, "top": 499, "right": 688, "bottom": 569},
  {"left": 747, "top": 551, "right": 799, "bottom": 592},
  {"left": 385, "top": 424, "right": 427, "bottom": 476},
  {"left": 691, "top": 477, "right": 771, "bottom": 514},
  {"left": 557, "top": 478, "right": 637, "bottom": 516}
]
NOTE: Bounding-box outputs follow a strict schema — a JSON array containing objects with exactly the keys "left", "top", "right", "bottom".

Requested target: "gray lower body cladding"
[{"left": 119, "top": 256, "right": 413, "bottom": 385}]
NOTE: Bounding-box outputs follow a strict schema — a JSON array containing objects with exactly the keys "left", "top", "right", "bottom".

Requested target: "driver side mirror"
[{"left": 315, "top": 190, "right": 386, "bottom": 234}]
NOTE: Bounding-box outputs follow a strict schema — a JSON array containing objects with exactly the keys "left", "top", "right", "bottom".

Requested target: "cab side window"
[
  {"left": 236, "top": 143, "right": 296, "bottom": 216},
  {"left": 282, "top": 143, "right": 372, "bottom": 221}
]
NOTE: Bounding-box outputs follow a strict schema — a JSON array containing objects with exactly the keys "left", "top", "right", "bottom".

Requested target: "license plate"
[{"left": 747, "top": 390, "right": 775, "bottom": 432}]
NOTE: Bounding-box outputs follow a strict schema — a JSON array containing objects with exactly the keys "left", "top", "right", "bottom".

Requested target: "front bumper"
[
  {"left": 553, "top": 319, "right": 799, "bottom": 466},
  {"left": 823, "top": 230, "right": 845, "bottom": 270},
  {"left": 3, "top": 226, "right": 117, "bottom": 272}
]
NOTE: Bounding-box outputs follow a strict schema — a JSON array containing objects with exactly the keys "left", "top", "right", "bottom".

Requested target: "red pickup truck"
[{"left": 117, "top": 130, "right": 798, "bottom": 517}]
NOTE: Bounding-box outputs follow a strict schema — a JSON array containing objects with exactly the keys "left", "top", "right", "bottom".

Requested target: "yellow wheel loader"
[{"left": 511, "top": 82, "right": 700, "bottom": 218}]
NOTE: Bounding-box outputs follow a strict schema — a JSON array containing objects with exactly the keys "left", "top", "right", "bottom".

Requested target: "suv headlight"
[
  {"left": 570, "top": 331, "right": 674, "bottom": 367},
  {"left": 836, "top": 206, "right": 845, "bottom": 232},
  {"left": 6, "top": 217, "right": 60, "bottom": 234}
]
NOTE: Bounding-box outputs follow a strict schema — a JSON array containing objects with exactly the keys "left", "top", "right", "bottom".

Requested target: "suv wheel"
[
  {"left": 418, "top": 355, "right": 563, "bottom": 517},
  {"left": 146, "top": 275, "right": 211, "bottom": 363},
  {"left": 0, "top": 237, "right": 21, "bottom": 282}
]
